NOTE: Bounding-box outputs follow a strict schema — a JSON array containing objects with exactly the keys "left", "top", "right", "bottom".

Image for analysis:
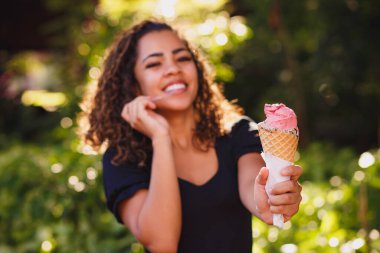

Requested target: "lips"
[{"left": 163, "top": 82, "right": 186, "bottom": 93}]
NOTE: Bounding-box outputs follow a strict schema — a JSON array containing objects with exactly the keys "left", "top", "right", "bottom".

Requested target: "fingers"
[
  {"left": 121, "top": 96, "right": 156, "bottom": 125},
  {"left": 268, "top": 177, "right": 302, "bottom": 219},
  {"left": 267, "top": 189, "right": 302, "bottom": 220},
  {"left": 281, "top": 165, "right": 302, "bottom": 181},
  {"left": 268, "top": 190, "right": 302, "bottom": 206},
  {"left": 270, "top": 203, "right": 300, "bottom": 220},
  {"left": 271, "top": 179, "right": 302, "bottom": 195},
  {"left": 120, "top": 96, "right": 169, "bottom": 138}
]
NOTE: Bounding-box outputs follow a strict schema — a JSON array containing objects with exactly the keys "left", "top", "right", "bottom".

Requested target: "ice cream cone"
[
  {"left": 257, "top": 123, "right": 298, "bottom": 162},
  {"left": 257, "top": 103, "right": 299, "bottom": 228}
]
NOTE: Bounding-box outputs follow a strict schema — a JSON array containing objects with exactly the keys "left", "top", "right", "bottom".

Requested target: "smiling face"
[{"left": 134, "top": 29, "right": 199, "bottom": 112}]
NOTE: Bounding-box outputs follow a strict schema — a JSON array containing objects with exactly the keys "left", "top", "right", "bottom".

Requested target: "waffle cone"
[{"left": 258, "top": 123, "right": 299, "bottom": 162}]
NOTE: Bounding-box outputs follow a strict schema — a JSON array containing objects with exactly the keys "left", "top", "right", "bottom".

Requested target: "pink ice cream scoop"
[{"left": 264, "top": 103, "right": 298, "bottom": 130}]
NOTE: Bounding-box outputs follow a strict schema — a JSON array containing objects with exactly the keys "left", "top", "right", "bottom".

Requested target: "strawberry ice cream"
[{"left": 263, "top": 103, "right": 298, "bottom": 130}]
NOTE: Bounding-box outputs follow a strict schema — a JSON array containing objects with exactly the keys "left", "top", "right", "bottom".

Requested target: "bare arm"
[
  {"left": 118, "top": 97, "right": 181, "bottom": 253},
  {"left": 238, "top": 153, "right": 302, "bottom": 224},
  {"left": 237, "top": 153, "right": 272, "bottom": 223}
]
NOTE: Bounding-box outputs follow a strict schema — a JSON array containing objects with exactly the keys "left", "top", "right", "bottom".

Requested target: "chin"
[{"left": 158, "top": 101, "right": 194, "bottom": 113}]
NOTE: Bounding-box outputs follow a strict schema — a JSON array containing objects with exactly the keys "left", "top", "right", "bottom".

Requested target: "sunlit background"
[{"left": 1, "top": 0, "right": 379, "bottom": 252}]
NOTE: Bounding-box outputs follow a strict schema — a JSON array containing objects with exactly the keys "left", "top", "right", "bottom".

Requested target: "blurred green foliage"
[
  {"left": 223, "top": 0, "right": 380, "bottom": 149},
  {"left": 1, "top": 0, "right": 380, "bottom": 252},
  {"left": 0, "top": 138, "right": 134, "bottom": 253}
]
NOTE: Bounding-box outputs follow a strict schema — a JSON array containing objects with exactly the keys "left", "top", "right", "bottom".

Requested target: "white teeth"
[{"left": 164, "top": 83, "right": 186, "bottom": 93}]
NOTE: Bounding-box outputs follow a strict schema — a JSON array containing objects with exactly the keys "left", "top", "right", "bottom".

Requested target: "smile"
[{"left": 163, "top": 83, "right": 187, "bottom": 93}]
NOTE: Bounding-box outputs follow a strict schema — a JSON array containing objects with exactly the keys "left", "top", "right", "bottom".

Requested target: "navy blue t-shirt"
[{"left": 102, "top": 117, "right": 263, "bottom": 253}]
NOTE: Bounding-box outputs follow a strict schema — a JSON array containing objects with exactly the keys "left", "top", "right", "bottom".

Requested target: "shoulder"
[
  {"left": 102, "top": 147, "right": 150, "bottom": 223},
  {"left": 102, "top": 147, "right": 125, "bottom": 172},
  {"left": 102, "top": 147, "right": 117, "bottom": 166},
  {"left": 226, "top": 116, "right": 262, "bottom": 161},
  {"left": 103, "top": 147, "right": 151, "bottom": 170},
  {"left": 102, "top": 147, "right": 150, "bottom": 185},
  {"left": 229, "top": 116, "right": 259, "bottom": 137}
]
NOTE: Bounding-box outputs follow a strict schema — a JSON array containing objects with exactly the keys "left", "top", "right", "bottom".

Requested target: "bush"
[
  {"left": 0, "top": 140, "right": 136, "bottom": 253},
  {"left": 252, "top": 143, "right": 380, "bottom": 253}
]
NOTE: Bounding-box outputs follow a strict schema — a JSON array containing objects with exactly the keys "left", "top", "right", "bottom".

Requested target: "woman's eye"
[
  {"left": 146, "top": 62, "right": 160, "bottom": 68},
  {"left": 177, "top": 56, "right": 192, "bottom": 62}
]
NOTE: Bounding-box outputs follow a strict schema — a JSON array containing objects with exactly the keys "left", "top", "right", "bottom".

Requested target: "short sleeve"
[
  {"left": 229, "top": 116, "right": 263, "bottom": 162},
  {"left": 102, "top": 148, "right": 150, "bottom": 223}
]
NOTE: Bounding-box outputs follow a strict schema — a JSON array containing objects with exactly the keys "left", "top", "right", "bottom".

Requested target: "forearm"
[
  {"left": 238, "top": 165, "right": 260, "bottom": 216},
  {"left": 239, "top": 174, "right": 273, "bottom": 224},
  {"left": 136, "top": 136, "right": 181, "bottom": 251},
  {"left": 240, "top": 180, "right": 272, "bottom": 223},
  {"left": 238, "top": 153, "right": 273, "bottom": 224}
]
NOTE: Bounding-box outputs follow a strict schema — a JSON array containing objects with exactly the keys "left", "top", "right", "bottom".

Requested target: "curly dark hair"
[{"left": 81, "top": 19, "right": 243, "bottom": 167}]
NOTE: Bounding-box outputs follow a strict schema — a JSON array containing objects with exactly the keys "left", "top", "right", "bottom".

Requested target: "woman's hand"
[
  {"left": 121, "top": 96, "right": 169, "bottom": 139},
  {"left": 254, "top": 165, "right": 303, "bottom": 224}
]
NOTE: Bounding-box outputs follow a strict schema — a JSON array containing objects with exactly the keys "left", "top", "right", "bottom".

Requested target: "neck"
[{"left": 160, "top": 109, "right": 196, "bottom": 150}]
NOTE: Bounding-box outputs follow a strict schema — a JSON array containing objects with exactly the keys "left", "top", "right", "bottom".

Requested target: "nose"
[{"left": 164, "top": 59, "right": 180, "bottom": 76}]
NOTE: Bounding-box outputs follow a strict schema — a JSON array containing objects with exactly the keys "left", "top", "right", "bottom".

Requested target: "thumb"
[{"left": 256, "top": 167, "right": 269, "bottom": 186}]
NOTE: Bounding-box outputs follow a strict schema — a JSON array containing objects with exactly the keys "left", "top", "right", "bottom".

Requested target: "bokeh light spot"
[
  {"left": 51, "top": 163, "right": 63, "bottom": 174},
  {"left": 41, "top": 240, "right": 53, "bottom": 252},
  {"left": 313, "top": 196, "right": 325, "bottom": 208},
  {"left": 89, "top": 67, "right": 101, "bottom": 80},
  {"left": 68, "top": 176, "right": 79, "bottom": 186},
  {"left": 358, "top": 152, "right": 375, "bottom": 168},
  {"left": 60, "top": 117, "right": 73, "bottom": 129},
  {"left": 352, "top": 238, "right": 365, "bottom": 249},
  {"left": 370, "top": 229, "right": 380, "bottom": 240},
  {"left": 329, "top": 237, "right": 339, "bottom": 247},
  {"left": 86, "top": 167, "right": 97, "bottom": 180},
  {"left": 74, "top": 182, "right": 86, "bottom": 192},
  {"left": 353, "top": 170, "right": 365, "bottom": 182},
  {"left": 330, "top": 176, "right": 342, "bottom": 187},
  {"left": 78, "top": 43, "right": 90, "bottom": 56},
  {"left": 155, "top": 0, "right": 176, "bottom": 18},
  {"left": 280, "top": 243, "right": 297, "bottom": 253},
  {"left": 230, "top": 19, "right": 247, "bottom": 36},
  {"left": 267, "top": 227, "right": 279, "bottom": 242},
  {"left": 197, "top": 20, "right": 215, "bottom": 35},
  {"left": 215, "top": 33, "right": 228, "bottom": 45}
]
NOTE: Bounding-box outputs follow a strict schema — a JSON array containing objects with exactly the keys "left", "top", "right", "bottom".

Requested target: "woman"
[{"left": 83, "top": 19, "right": 302, "bottom": 253}]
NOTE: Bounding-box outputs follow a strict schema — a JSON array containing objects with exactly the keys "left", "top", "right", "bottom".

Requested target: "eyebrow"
[{"left": 142, "top": 47, "right": 189, "bottom": 63}]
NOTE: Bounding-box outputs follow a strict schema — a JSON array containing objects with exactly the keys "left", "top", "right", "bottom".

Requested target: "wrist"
[
  {"left": 255, "top": 208, "right": 273, "bottom": 225},
  {"left": 152, "top": 134, "right": 171, "bottom": 146},
  {"left": 260, "top": 212, "right": 274, "bottom": 225}
]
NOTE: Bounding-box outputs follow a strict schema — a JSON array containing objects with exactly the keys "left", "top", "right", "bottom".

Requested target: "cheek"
[
  {"left": 186, "top": 63, "right": 198, "bottom": 82},
  {"left": 137, "top": 74, "right": 160, "bottom": 95},
  {"left": 134, "top": 65, "right": 157, "bottom": 95}
]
